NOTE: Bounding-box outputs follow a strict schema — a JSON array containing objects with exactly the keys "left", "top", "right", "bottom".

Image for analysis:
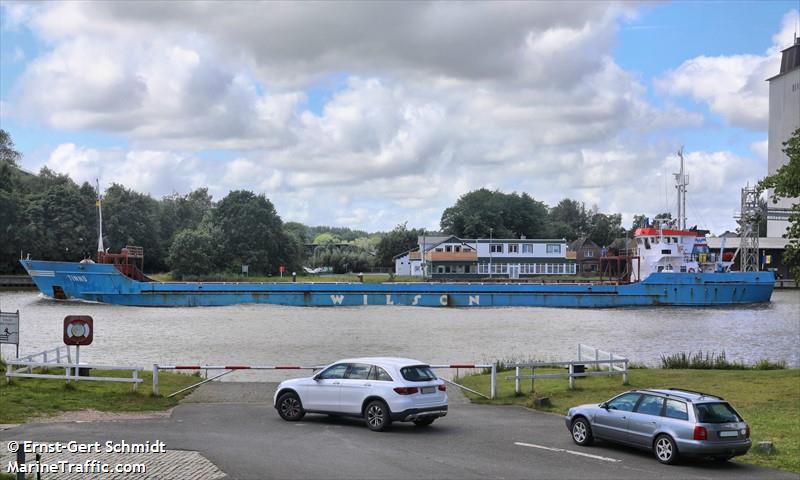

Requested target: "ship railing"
[
  {"left": 5, "top": 359, "right": 143, "bottom": 390},
  {"left": 505, "top": 344, "right": 628, "bottom": 392}
]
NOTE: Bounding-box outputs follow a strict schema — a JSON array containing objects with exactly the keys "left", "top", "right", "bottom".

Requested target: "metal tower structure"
[
  {"left": 739, "top": 185, "right": 760, "bottom": 272},
  {"left": 673, "top": 147, "right": 689, "bottom": 230}
]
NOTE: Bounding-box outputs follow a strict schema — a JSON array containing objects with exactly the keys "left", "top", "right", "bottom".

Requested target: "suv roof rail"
[{"left": 667, "top": 388, "right": 724, "bottom": 400}]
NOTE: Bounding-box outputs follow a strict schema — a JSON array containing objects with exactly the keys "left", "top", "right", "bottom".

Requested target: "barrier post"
[
  {"left": 608, "top": 352, "right": 613, "bottom": 373},
  {"left": 490, "top": 363, "right": 497, "bottom": 399},
  {"left": 132, "top": 369, "right": 139, "bottom": 391},
  {"left": 568, "top": 364, "right": 575, "bottom": 389},
  {"left": 514, "top": 366, "right": 520, "bottom": 395},
  {"left": 152, "top": 364, "right": 159, "bottom": 396}
]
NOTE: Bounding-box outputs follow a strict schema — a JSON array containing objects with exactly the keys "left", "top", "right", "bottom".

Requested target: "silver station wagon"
[{"left": 565, "top": 388, "right": 751, "bottom": 464}]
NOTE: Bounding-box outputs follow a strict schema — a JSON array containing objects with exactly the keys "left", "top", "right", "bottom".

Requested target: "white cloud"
[
  {"left": 656, "top": 9, "right": 799, "bottom": 130},
  {"left": 1, "top": 2, "right": 780, "bottom": 233}
]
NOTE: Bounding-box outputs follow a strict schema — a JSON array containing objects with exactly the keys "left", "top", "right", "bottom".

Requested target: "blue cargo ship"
[
  {"left": 18, "top": 165, "right": 776, "bottom": 308},
  {"left": 19, "top": 256, "right": 774, "bottom": 308}
]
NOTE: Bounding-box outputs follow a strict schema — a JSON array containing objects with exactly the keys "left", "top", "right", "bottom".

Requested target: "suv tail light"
[
  {"left": 438, "top": 384, "right": 446, "bottom": 392},
  {"left": 693, "top": 425, "right": 707, "bottom": 441},
  {"left": 393, "top": 387, "right": 419, "bottom": 395},
  {"left": 745, "top": 425, "right": 750, "bottom": 438}
]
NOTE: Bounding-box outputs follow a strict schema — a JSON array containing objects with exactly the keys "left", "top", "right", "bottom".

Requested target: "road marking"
[{"left": 514, "top": 442, "right": 621, "bottom": 463}]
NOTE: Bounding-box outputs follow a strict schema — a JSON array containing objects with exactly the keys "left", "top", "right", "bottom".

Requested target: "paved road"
[{"left": 1, "top": 383, "right": 795, "bottom": 480}]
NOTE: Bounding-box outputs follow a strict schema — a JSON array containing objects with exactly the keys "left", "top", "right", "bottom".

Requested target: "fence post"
[
  {"left": 623, "top": 360, "right": 629, "bottom": 385},
  {"left": 514, "top": 365, "right": 520, "bottom": 395},
  {"left": 43, "top": 350, "right": 48, "bottom": 364},
  {"left": 152, "top": 364, "right": 159, "bottom": 396},
  {"left": 608, "top": 352, "right": 613, "bottom": 373},
  {"left": 133, "top": 369, "right": 139, "bottom": 392},
  {"left": 568, "top": 363, "right": 575, "bottom": 389},
  {"left": 490, "top": 364, "right": 497, "bottom": 400},
  {"left": 595, "top": 348, "right": 599, "bottom": 372},
  {"left": 577, "top": 344, "right": 582, "bottom": 362}
]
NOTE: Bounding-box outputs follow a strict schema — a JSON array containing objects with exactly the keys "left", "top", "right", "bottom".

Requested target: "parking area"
[{"left": 1, "top": 383, "right": 795, "bottom": 480}]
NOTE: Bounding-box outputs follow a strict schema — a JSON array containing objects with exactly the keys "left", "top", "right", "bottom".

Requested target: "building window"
[
  {"left": 437, "top": 266, "right": 445, "bottom": 273},
  {"left": 445, "top": 245, "right": 452, "bottom": 252},
  {"left": 522, "top": 243, "right": 534, "bottom": 254},
  {"left": 435, "top": 248, "right": 443, "bottom": 252},
  {"left": 490, "top": 244, "right": 503, "bottom": 253},
  {"left": 454, "top": 245, "right": 461, "bottom": 252},
  {"left": 584, "top": 249, "right": 594, "bottom": 257},
  {"left": 508, "top": 244, "right": 519, "bottom": 253},
  {"left": 546, "top": 244, "right": 561, "bottom": 254}
]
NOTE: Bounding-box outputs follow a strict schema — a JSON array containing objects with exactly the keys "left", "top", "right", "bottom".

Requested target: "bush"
[{"left": 660, "top": 351, "right": 785, "bottom": 370}]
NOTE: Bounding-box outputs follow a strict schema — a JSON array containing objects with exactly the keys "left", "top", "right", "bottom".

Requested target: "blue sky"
[{"left": 0, "top": 1, "right": 798, "bottom": 233}]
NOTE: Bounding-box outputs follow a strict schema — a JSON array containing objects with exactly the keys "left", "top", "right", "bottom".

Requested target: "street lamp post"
[{"left": 489, "top": 227, "right": 493, "bottom": 279}]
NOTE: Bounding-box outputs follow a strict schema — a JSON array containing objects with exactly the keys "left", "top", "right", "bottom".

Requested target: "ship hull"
[{"left": 20, "top": 260, "right": 775, "bottom": 308}]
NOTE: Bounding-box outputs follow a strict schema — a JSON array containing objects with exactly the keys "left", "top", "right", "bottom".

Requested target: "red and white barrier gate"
[{"left": 152, "top": 362, "right": 497, "bottom": 399}]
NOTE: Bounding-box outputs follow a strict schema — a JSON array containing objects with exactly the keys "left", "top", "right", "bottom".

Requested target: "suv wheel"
[
  {"left": 365, "top": 400, "right": 392, "bottom": 432},
  {"left": 277, "top": 392, "right": 305, "bottom": 421},
  {"left": 571, "top": 418, "right": 594, "bottom": 446},
  {"left": 654, "top": 434, "right": 679, "bottom": 464}
]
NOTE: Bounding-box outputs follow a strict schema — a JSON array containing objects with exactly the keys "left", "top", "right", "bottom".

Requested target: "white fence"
[
  {"left": 5, "top": 346, "right": 143, "bottom": 390},
  {"left": 507, "top": 344, "right": 629, "bottom": 392}
]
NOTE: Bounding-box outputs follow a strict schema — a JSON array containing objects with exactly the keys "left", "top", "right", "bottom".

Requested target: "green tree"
[
  {"left": 167, "top": 228, "right": 220, "bottom": 277},
  {"left": 440, "top": 189, "right": 550, "bottom": 239},
  {"left": 102, "top": 183, "right": 165, "bottom": 271},
  {"left": 587, "top": 212, "right": 625, "bottom": 247},
  {"left": 213, "top": 190, "right": 285, "bottom": 274},
  {"left": 0, "top": 129, "right": 21, "bottom": 166},
  {"left": 759, "top": 127, "right": 800, "bottom": 280},
  {"left": 375, "top": 223, "right": 422, "bottom": 267},
  {"left": 160, "top": 188, "right": 213, "bottom": 245},
  {"left": 549, "top": 199, "right": 588, "bottom": 241}
]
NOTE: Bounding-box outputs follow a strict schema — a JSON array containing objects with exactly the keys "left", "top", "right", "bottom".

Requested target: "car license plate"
[
  {"left": 421, "top": 386, "right": 436, "bottom": 394},
  {"left": 719, "top": 431, "right": 738, "bottom": 438}
]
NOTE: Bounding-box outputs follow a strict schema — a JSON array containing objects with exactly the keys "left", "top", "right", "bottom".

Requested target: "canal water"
[{"left": 1, "top": 290, "right": 798, "bottom": 380}]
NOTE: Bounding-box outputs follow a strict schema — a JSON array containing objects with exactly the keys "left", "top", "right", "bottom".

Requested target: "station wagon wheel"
[
  {"left": 570, "top": 418, "right": 593, "bottom": 446},
  {"left": 277, "top": 392, "right": 305, "bottom": 421},
  {"left": 654, "top": 434, "right": 678, "bottom": 464},
  {"left": 365, "top": 400, "right": 392, "bottom": 432}
]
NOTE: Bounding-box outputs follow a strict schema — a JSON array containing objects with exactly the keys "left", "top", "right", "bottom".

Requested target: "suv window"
[
  {"left": 607, "top": 392, "right": 641, "bottom": 412},
  {"left": 635, "top": 395, "right": 664, "bottom": 416},
  {"left": 400, "top": 365, "right": 437, "bottom": 382},
  {"left": 369, "top": 366, "right": 393, "bottom": 381},
  {"left": 695, "top": 402, "right": 742, "bottom": 423},
  {"left": 345, "top": 363, "right": 371, "bottom": 380},
  {"left": 317, "top": 364, "right": 348, "bottom": 380}
]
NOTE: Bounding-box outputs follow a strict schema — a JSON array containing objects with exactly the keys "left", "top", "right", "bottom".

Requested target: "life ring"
[{"left": 688, "top": 268, "right": 695, "bottom": 273}]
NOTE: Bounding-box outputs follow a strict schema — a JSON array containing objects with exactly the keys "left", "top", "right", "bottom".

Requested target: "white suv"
[{"left": 273, "top": 357, "right": 448, "bottom": 431}]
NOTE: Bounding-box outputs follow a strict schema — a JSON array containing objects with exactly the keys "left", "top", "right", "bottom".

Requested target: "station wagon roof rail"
[
  {"left": 634, "top": 389, "right": 696, "bottom": 402},
  {"left": 666, "top": 388, "right": 724, "bottom": 400}
]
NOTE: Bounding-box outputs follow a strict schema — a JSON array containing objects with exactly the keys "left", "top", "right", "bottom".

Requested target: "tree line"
[{"left": 4, "top": 128, "right": 794, "bottom": 278}]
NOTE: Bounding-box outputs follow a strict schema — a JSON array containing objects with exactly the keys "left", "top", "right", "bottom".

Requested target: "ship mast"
[
  {"left": 673, "top": 147, "right": 689, "bottom": 230},
  {"left": 96, "top": 179, "right": 104, "bottom": 254}
]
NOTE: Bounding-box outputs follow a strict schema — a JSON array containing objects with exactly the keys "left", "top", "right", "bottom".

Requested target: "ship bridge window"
[
  {"left": 644, "top": 238, "right": 651, "bottom": 249},
  {"left": 661, "top": 249, "right": 671, "bottom": 254},
  {"left": 672, "top": 237, "right": 678, "bottom": 243}
]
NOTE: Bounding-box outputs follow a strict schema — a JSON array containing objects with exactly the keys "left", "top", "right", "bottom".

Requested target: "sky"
[{"left": 1, "top": 1, "right": 798, "bottom": 234}]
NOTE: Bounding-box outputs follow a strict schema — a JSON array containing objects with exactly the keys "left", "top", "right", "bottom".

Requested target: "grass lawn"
[
  {"left": 458, "top": 367, "right": 800, "bottom": 473},
  {"left": 0, "top": 360, "right": 200, "bottom": 424}
]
